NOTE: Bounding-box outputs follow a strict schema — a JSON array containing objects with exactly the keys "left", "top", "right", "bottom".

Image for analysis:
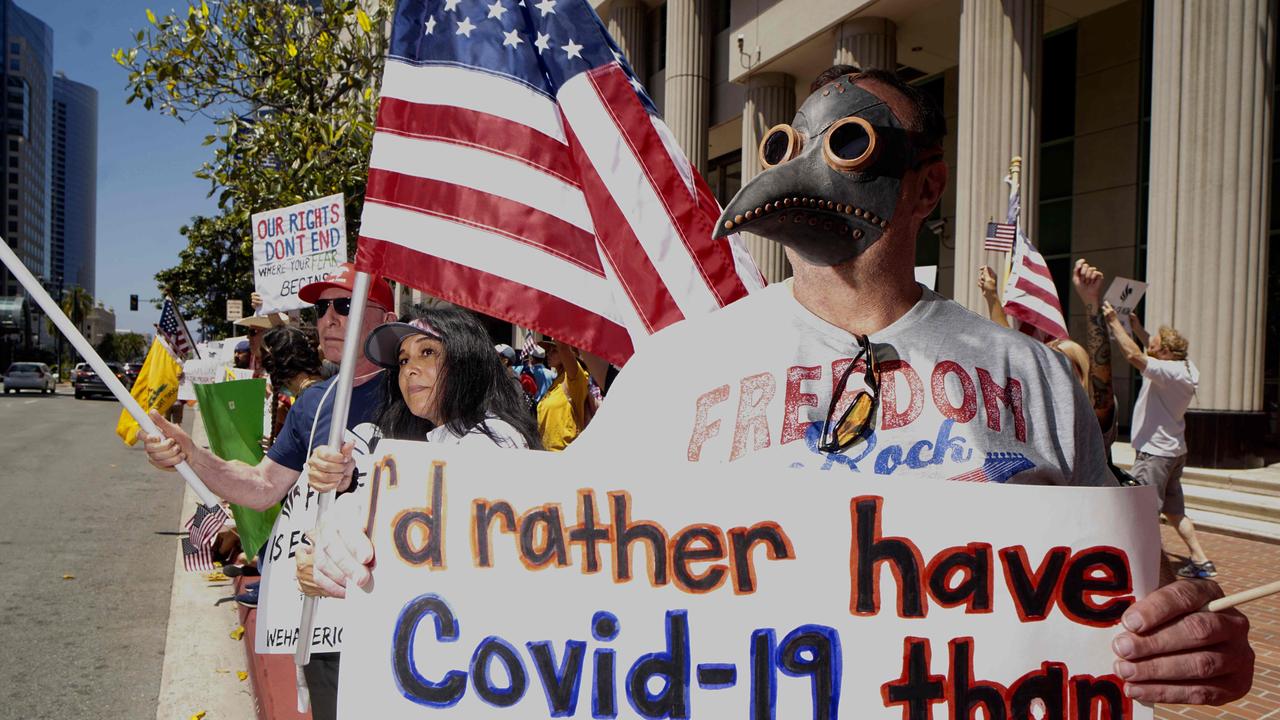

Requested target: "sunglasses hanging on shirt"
[{"left": 818, "top": 335, "right": 881, "bottom": 454}]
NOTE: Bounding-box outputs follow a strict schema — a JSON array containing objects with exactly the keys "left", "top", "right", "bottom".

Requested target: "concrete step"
[
  {"left": 1111, "top": 443, "right": 1280, "bottom": 542},
  {"left": 1179, "top": 482, "right": 1280, "bottom": 526},
  {"left": 1168, "top": 507, "right": 1280, "bottom": 544}
]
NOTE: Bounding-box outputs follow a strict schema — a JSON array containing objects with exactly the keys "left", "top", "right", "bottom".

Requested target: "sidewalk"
[
  {"left": 155, "top": 412, "right": 256, "bottom": 720},
  {"left": 1155, "top": 526, "right": 1280, "bottom": 720}
]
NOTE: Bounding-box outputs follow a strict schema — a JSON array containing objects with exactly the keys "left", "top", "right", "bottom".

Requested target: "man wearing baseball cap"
[{"left": 141, "top": 262, "right": 395, "bottom": 719}]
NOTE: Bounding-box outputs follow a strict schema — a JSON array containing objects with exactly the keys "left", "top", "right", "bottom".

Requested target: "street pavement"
[
  {"left": 0, "top": 387, "right": 182, "bottom": 719},
  {"left": 1156, "top": 526, "right": 1280, "bottom": 720}
]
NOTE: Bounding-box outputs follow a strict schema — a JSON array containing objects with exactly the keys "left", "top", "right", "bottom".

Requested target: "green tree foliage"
[
  {"left": 156, "top": 214, "right": 255, "bottom": 338},
  {"left": 59, "top": 285, "right": 93, "bottom": 334},
  {"left": 117, "top": 0, "right": 391, "bottom": 330},
  {"left": 95, "top": 332, "right": 151, "bottom": 363}
]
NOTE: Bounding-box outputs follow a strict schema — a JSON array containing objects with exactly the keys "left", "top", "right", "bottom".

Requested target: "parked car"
[
  {"left": 4, "top": 362, "right": 56, "bottom": 394},
  {"left": 74, "top": 362, "right": 126, "bottom": 399}
]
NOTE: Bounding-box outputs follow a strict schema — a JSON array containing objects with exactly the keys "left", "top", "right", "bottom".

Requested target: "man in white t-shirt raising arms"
[{"left": 1103, "top": 304, "right": 1213, "bottom": 579}]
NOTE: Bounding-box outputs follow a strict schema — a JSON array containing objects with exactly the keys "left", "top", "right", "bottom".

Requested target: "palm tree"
[
  {"left": 54, "top": 286, "right": 94, "bottom": 376},
  {"left": 60, "top": 286, "right": 93, "bottom": 334}
]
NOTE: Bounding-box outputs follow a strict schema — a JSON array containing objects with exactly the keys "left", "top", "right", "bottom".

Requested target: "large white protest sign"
[
  {"left": 254, "top": 423, "right": 379, "bottom": 654},
  {"left": 1103, "top": 278, "right": 1148, "bottom": 333},
  {"left": 337, "top": 442, "right": 1159, "bottom": 718},
  {"left": 251, "top": 193, "right": 347, "bottom": 312}
]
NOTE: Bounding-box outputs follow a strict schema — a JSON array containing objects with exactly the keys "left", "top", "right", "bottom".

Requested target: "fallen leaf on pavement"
[
  {"left": 61, "top": 575, "right": 74, "bottom": 580},
  {"left": 237, "top": 671, "right": 248, "bottom": 682},
  {"left": 229, "top": 625, "right": 245, "bottom": 641},
  {"left": 190, "top": 713, "right": 206, "bottom": 720}
]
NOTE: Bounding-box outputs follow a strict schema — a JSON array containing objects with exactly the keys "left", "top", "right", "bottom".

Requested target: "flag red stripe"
[
  {"left": 365, "top": 168, "right": 605, "bottom": 275},
  {"left": 1021, "top": 254, "right": 1052, "bottom": 276},
  {"left": 357, "top": 239, "right": 635, "bottom": 366},
  {"left": 375, "top": 99, "right": 579, "bottom": 186},
  {"left": 586, "top": 66, "right": 750, "bottom": 307},
  {"left": 564, "top": 124, "right": 684, "bottom": 334},
  {"left": 1013, "top": 275, "right": 1063, "bottom": 309},
  {"left": 1006, "top": 302, "right": 1068, "bottom": 339}
]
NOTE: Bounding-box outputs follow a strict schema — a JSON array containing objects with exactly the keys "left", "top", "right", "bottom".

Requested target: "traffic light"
[{"left": 129, "top": 294, "right": 138, "bottom": 311}]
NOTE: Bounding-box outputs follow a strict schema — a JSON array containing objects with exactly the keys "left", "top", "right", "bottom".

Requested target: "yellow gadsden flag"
[{"left": 116, "top": 337, "right": 181, "bottom": 446}]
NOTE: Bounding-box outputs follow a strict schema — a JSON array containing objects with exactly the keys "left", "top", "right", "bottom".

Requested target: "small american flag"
[
  {"left": 1000, "top": 185, "right": 1068, "bottom": 341},
  {"left": 181, "top": 536, "right": 215, "bottom": 572},
  {"left": 355, "top": 0, "right": 763, "bottom": 366},
  {"left": 984, "top": 222, "right": 1016, "bottom": 252},
  {"left": 157, "top": 297, "right": 196, "bottom": 359},
  {"left": 521, "top": 331, "right": 538, "bottom": 360},
  {"left": 184, "top": 503, "right": 229, "bottom": 549}
]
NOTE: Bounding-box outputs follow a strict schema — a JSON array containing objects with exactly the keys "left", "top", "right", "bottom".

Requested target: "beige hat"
[{"left": 233, "top": 311, "right": 291, "bottom": 330}]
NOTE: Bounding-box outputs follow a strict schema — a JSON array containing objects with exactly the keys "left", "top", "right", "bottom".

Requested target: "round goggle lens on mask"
[
  {"left": 823, "top": 116, "right": 878, "bottom": 171},
  {"left": 758, "top": 124, "right": 801, "bottom": 168}
]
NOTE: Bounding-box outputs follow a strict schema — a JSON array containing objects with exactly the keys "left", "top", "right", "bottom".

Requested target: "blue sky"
[{"left": 33, "top": 0, "right": 218, "bottom": 333}]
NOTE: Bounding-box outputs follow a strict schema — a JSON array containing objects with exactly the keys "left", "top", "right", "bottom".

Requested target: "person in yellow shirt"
[{"left": 536, "top": 339, "right": 589, "bottom": 451}]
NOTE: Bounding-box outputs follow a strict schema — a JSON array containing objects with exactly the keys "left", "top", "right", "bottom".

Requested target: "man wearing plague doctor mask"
[{"left": 576, "top": 66, "right": 1255, "bottom": 706}]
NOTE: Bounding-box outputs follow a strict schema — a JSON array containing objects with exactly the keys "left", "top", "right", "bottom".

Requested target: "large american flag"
[
  {"left": 1000, "top": 187, "right": 1068, "bottom": 341},
  {"left": 157, "top": 296, "right": 196, "bottom": 359},
  {"left": 355, "top": 0, "right": 763, "bottom": 365}
]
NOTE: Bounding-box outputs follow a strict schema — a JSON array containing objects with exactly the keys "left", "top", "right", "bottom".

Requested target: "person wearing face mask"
[
  {"left": 301, "top": 305, "right": 541, "bottom": 598},
  {"left": 575, "top": 66, "right": 1254, "bottom": 707}
]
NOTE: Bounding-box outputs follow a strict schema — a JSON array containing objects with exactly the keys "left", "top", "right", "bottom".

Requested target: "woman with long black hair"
[
  {"left": 366, "top": 305, "right": 540, "bottom": 448},
  {"left": 301, "top": 305, "right": 540, "bottom": 597},
  {"left": 305, "top": 304, "right": 540, "bottom": 494}
]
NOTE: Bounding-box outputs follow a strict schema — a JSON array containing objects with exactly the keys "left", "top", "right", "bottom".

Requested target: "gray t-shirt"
[{"left": 581, "top": 281, "right": 1113, "bottom": 486}]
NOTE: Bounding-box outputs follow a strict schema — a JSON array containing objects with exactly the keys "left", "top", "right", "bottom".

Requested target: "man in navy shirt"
[
  {"left": 143, "top": 263, "right": 395, "bottom": 505},
  {"left": 143, "top": 263, "right": 395, "bottom": 720}
]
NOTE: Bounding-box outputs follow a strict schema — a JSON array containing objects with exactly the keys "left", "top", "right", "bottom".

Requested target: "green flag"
[{"left": 194, "top": 378, "right": 280, "bottom": 559}]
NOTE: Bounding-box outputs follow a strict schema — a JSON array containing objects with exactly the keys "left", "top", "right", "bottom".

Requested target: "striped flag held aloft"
[
  {"left": 1000, "top": 184, "right": 1068, "bottom": 341},
  {"left": 355, "top": 0, "right": 764, "bottom": 366},
  {"left": 983, "top": 222, "right": 1016, "bottom": 253},
  {"left": 157, "top": 297, "right": 196, "bottom": 360}
]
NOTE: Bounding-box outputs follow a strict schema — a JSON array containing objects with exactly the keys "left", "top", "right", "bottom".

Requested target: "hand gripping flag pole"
[
  {"left": 0, "top": 237, "right": 223, "bottom": 509},
  {"left": 292, "top": 270, "right": 372, "bottom": 712}
]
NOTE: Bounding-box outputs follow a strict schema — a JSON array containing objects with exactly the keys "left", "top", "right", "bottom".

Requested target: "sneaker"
[
  {"left": 235, "top": 581, "right": 259, "bottom": 608},
  {"left": 1176, "top": 560, "right": 1218, "bottom": 579}
]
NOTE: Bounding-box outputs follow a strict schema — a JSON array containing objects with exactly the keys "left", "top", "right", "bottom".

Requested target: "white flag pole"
[
  {"left": 292, "top": 270, "right": 372, "bottom": 711},
  {"left": 0, "top": 237, "right": 222, "bottom": 508}
]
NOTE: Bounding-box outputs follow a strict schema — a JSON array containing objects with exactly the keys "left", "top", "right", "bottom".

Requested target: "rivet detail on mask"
[
  {"left": 735, "top": 214, "right": 744, "bottom": 224},
  {"left": 854, "top": 208, "right": 864, "bottom": 217},
  {"left": 879, "top": 220, "right": 889, "bottom": 229},
  {"left": 764, "top": 202, "right": 774, "bottom": 212},
  {"left": 724, "top": 220, "right": 735, "bottom": 230},
  {"left": 854, "top": 229, "right": 864, "bottom": 239}
]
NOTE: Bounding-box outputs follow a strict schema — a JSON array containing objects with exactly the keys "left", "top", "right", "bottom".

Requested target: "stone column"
[
  {"left": 833, "top": 17, "right": 897, "bottom": 71},
  {"left": 953, "top": 0, "right": 1042, "bottom": 314},
  {"left": 740, "top": 72, "right": 796, "bottom": 282},
  {"left": 607, "top": 0, "right": 647, "bottom": 85},
  {"left": 664, "top": 0, "right": 712, "bottom": 172},
  {"left": 1144, "top": 0, "right": 1274, "bottom": 467}
]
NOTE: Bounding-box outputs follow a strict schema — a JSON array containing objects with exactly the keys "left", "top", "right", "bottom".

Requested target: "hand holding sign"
[
  {"left": 308, "top": 503, "right": 375, "bottom": 598},
  {"left": 1115, "top": 579, "right": 1255, "bottom": 705},
  {"left": 1103, "top": 276, "right": 1148, "bottom": 333}
]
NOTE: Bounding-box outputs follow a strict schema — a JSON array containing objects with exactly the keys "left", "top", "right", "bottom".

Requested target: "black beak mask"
[{"left": 714, "top": 77, "right": 934, "bottom": 266}]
